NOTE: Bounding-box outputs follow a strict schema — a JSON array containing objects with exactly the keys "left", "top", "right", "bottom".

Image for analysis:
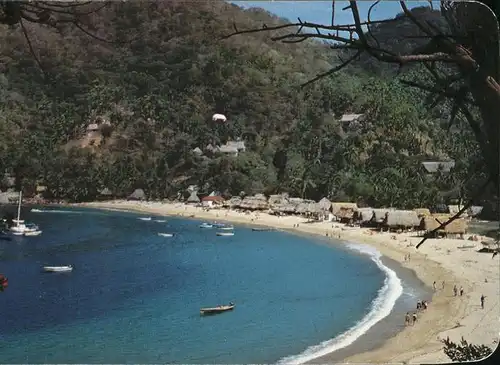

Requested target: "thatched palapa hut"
[
  {"left": 331, "top": 202, "right": 358, "bottom": 223},
  {"left": 98, "top": 187, "right": 113, "bottom": 201},
  {"left": 354, "top": 208, "right": 374, "bottom": 226},
  {"left": 223, "top": 196, "right": 242, "bottom": 208},
  {"left": 371, "top": 209, "right": 392, "bottom": 225},
  {"left": 318, "top": 197, "right": 332, "bottom": 212},
  {"left": 239, "top": 194, "right": 268, "bottom": 210},
  {"left": 413, "top": 208, "right": 431, "bottom": 218},
  {"left": 447, "top": 205, "right": 468, "bottom": 218},
  {"left": 384, "top": 210, "right": 420, "bottom": 231},
  {"left": 128, "top": 188, "right": 145, "bottom": 201},
  {"left": 421, "top": 214, "right": 467, "bottom": 237}
]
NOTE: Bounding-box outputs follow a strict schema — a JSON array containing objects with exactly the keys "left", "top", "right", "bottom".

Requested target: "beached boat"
[
  {"left": 216, "top": 232, "right": 234, "bottom": 237},
  {"left": 252, "top": 227, "right": 275, "bottom": 231},
  {"left": 200, "top": 303, "right": 235, "bottom": 315},
  {"left": 158, "top": 233, "right": 174, "bottom": 237},
  {"left": 200, "top": 223, "right": 213, "bottom": 228},
  {"left": 10, "top": 192, "right": 41, "bottom": 236},
  {"left": 43, "top": 265, "right": 73, "bottom": 273},
  {"left": 138, "top": 217, "right": 152, "bottom": 221},
  {"left": 24, "top": 230, "right": 42, "bottom": 237}
]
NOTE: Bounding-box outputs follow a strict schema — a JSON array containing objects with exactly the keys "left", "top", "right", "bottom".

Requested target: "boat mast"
[{"left": 16, "top": 190, "right": 22, "bottom": 222}]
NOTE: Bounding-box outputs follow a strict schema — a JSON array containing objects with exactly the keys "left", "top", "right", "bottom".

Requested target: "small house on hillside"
[
  {"left": 421, "top": 161, "right": 455, "bottom": 174},
  {"left": 201, "top": 195, "right": 224, "bottom": 208},
  {"left": 128, "top": 189, "right": 146, "bottom": 201},
  {"left": 98, "top": 188, "right": 114, "bottom": 201}
]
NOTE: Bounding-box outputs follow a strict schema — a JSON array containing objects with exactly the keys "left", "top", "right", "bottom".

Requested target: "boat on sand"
[{"left": 200, "top": 302, "right": 235, "bottom": 315}]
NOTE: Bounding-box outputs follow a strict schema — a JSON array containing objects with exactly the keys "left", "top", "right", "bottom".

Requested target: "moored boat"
[
  {"left": 252, "top": 227, "right": 275, "bottom": 232},
  {"left": 200, "top": 302, "right": 235, "bottom": 315},
  {"left": 155, "top": 219, "right": 166, "bottom": 223},
  {"left": 200, "top": 223, "right": 213, "bottom": 228},
  {"left": 24, "top": 230, "right": 42, "bottom": 237},
  {"left": 43, "top": 265, "right": 73, "bottom": 273},
  {"left": 158, "top": 233, "right": 174, "bottom": 237},
  {"left": 138, "top": 217, "right": 152, "bottom": 221},
  {"left": 216, "top": 232, "right": 234, "bottom": 237}
]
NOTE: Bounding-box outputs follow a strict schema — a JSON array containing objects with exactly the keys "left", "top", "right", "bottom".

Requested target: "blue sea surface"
[{"left": 0, "top": 207, "right": 386, "bottom": 363}]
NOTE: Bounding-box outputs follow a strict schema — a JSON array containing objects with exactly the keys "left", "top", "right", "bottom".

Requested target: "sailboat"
[{"left": 9, "top": 191, "right": 42, "bottom": 236}]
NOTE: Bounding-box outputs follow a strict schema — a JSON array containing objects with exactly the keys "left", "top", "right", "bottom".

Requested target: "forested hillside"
[{"left": 0, "top": 1, "right": 486, "bottom": 208}]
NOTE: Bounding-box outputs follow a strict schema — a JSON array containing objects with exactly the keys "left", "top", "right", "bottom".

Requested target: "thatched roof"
[
  {"left": 421, "top": 215, "right": 468, "bottom": 234},
  {"left": 187, "top": 191, "right": 200, "bottom": 203},
  {"left": 268, "top": 194, "right": 288, "bottom": 206},
  {"left": 239, "top": 195, "right": 269, "bottom": 210},
  {"left": 336, "top": 207, "right": 356, "bottom": 220},
  {"left": 295, "top": 201, "right": 321, "bottom": 215},
  {"left": 318, "top": 197, "right": 332, "bottom": 211},
  {"left": 331, "top": 202, "right": 358, "bottom": 215},
  {"left": 272, "top": 202, "right": 298, "bottom": 213},
  {"left": 372, "top": 209, "right": 392, "bottom": 223},
  {"left": 223, "top": 196, "right": 242, "bottom": 208},
  {"left": 384, "top": 210, "right": 420, "bottom": 227},
  {"left": 129, "top": 188, "right": 145, "bottom": 200},
  {"left": 468, "top": 206, "right": 483, "bottom": 217},
  {"left": 413, "top": 208, "right": 431, "bottom": 217},
  {"left": 355, "top": 208, "right": 374, "bottom": 223},
  {"left": 447, "top": 205, "right": 468, "bottom": 218}
]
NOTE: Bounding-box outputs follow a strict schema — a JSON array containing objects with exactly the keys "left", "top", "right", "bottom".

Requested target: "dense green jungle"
[{"left": 0, "top": 1, "right": 491, "bottom": 211}]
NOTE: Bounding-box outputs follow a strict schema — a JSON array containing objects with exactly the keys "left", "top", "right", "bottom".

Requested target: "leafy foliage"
[
  {"left": 442, "top": 337, "right": 493, "bottom": 361},
  {"left": 0, "top": 1, "right": 485, "bottom": 204}
]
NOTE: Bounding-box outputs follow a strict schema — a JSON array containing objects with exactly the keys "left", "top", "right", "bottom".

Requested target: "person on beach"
[
  {"left": 460, "top": 287, "right": 464, "bottom": 296},
  {"left": 453, "top": 285, "right": 458, "bottom": 296},
  {"left": 405, "top": 312, "right": 411, "bottom": 326},
  {"left": 433, "top": 281, "right": 436, "bottom": 291},
  {"left": 442, "top": 281, "right": 445, "bottom": 290},
  {"left": 416, "top": 301, "right": 421, "bottom": 311},
  {"left": 481, "top": 294, "right": 485, "bottom": 309},
  {"left": 412, "top": 312, "right": 417, "bottom": 325},
  {"left": 422, "top": 300, "right": 428, "bottom": 310}
]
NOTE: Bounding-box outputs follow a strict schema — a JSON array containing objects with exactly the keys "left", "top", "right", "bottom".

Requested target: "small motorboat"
[
  {"left": 138, "top": 217, "right": 152, "bottom": 221},
  {"left": 216, "top": 232, "right": 234, "bottom": 237},
  {"left": 24, "top": 230, "right": 42, "bottom": 237},
  {"left": 43, "top": 265, "right": 73, "bottom": 273},
  {"left": 252, "top": 227, "right": 275, "bottom": 232},
  {"left": 220, "top": 226, "right": 234, "bottom": 230},
  {"left": 31, "top": 208, "right": 43, "bottom": 213},
  {"left": 158, "top": 233, "right": 174, "bottom": 237},
  {"left": 200, "top": 302, "right": 235, "bottom": 316},
  {"left": 200, "top": 223, "right": 213, "bottom": 228},
  {"left": 155, "top": 219, "right": 166, "bottom": 223},
  {"left": 212, "top": 223, "right": 226, "bottom": 228}
]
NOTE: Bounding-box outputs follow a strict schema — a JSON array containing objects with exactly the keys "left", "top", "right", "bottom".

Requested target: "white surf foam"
[{"left": 276, "top": 242, "right": 403, "bottom": 365}]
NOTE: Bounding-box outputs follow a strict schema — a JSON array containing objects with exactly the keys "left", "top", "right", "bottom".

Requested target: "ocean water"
[{"left": 0, "top": 207, "right": 401, "bottom": 364}]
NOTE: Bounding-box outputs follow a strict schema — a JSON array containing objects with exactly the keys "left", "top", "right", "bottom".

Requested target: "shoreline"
[{"left": 71, "top": 200, "right": 499, "bottom": 363}]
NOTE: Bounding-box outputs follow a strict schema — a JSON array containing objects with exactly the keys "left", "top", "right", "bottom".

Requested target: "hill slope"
[{"left": 0, "top": 1, "right": 481, "bottom": 207}]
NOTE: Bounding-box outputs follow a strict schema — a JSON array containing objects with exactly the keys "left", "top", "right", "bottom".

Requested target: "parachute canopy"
[{"left": 212, "top": 113, "right": 227, "bottom": 122}]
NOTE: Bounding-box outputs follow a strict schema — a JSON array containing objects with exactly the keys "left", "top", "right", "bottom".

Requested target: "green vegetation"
[
  {"left": 0, "top": 1, "right": 487, "bottom": 206},
  {"left": 442, "top": 337, "right": 493, "bottom": 361}
]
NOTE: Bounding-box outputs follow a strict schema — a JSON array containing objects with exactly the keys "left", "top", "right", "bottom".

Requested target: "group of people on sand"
[{"left": 405, "top": 299, "right": 429, "bottom": 326}]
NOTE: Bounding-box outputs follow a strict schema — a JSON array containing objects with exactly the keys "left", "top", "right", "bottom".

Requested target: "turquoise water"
[{"left": 0, "top": 207, "right": 388, "bottom": 363}]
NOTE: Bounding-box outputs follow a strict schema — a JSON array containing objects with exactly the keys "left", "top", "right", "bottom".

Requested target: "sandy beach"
[{"left": 77, "top": 200, "right": 499, "bottom": 363}]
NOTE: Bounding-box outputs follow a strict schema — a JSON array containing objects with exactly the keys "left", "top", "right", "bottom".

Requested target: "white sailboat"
[{"left": 9, "top": 191, "right": 42, "bottom": 236}]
